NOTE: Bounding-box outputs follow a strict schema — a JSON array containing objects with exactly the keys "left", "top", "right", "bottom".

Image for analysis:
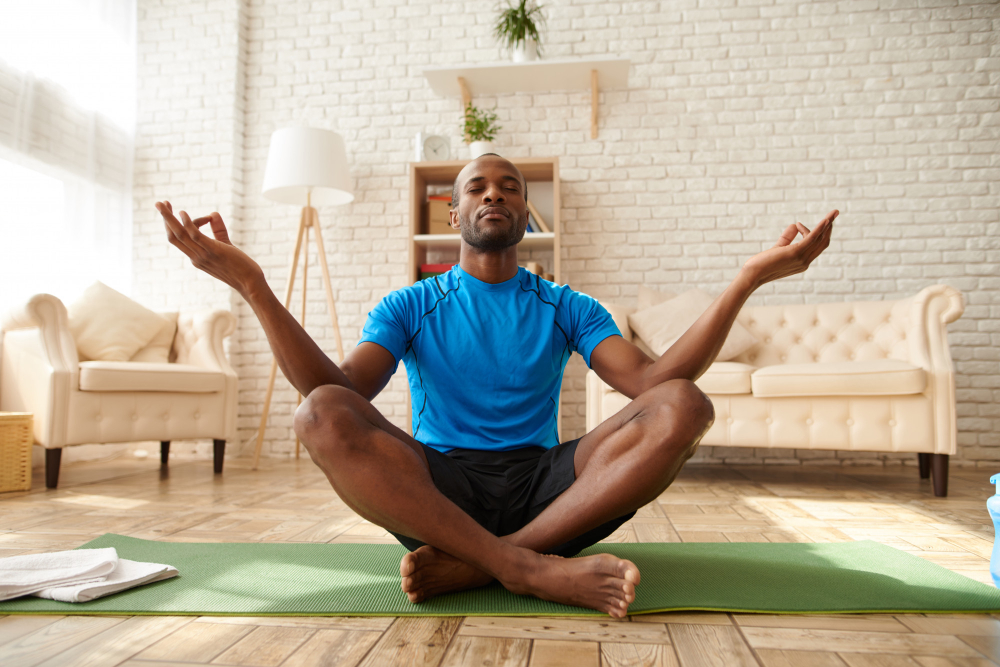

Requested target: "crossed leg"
[
  {"left": 399, "top": 379, "right": 715, "bottom": 602},
  {"left": 293, "top": 378, "right": 713, "bottom": 617}
]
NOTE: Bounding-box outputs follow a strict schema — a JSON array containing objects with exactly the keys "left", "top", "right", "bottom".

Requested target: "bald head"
[{"left": 452, "top": 153, "right": 527, "bottom": 207}]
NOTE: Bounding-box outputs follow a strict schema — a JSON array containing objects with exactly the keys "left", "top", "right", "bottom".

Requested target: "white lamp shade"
[{"left": 262, "top": 127, "right": 354, "bottom": 206}]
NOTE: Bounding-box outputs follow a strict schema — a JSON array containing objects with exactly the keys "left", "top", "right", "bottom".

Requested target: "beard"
[{"left": 458, "top": 208, "right": 527, "bottom": 252}]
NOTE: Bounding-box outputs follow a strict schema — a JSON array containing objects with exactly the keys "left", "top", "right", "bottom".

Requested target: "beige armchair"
[{"left": 0, "top": 294, "right": 238, "bottom": 488}]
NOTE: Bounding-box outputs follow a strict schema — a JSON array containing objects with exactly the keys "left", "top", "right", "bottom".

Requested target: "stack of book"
[
  {"left": 525, "top": 201, "right": 551, "bottom": 234},
  {"left": 420, "top": 263, "right": 456, "bottom": 280}
]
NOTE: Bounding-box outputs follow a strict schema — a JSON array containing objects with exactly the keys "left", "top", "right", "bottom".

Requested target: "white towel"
[
  {"left": 33, "top": 558, "right": 178, "bottom": 603},
  {"left": 0, "top": 547, "right": 119, "bottom": 601}
]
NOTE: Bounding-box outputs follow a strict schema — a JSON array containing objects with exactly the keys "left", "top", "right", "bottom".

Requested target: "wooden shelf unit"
[{"left": 407, "top": 157, "right": 561, "bottom": 285}]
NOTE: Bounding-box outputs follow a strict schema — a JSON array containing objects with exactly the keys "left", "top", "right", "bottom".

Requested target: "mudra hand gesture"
[
  {"left": 742, "top": 209, "right": 838, "bottom": 288},
  {"left": 155, "top": 201, "right": 265, "bottom": 296}
]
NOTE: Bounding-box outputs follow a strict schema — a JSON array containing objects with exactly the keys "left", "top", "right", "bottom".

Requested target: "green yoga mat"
[{"left": 2, "top": 534, "right": 1000, "bottom": 616}]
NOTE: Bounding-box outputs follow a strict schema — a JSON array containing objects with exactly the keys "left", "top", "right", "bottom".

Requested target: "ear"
[{"left": 449, "top": 208, "right": 459, "bottom": 229}]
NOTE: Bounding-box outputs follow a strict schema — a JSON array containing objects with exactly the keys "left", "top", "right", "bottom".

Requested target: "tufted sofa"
[
  {"left": 587, "top": 285, "right": 965, "bottom": 496},
  {"left": 0, "top": 294, "right": 238, "bottom": 488}
]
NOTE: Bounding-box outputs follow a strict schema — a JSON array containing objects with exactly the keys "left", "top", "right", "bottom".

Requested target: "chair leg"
[
  {"left": 160, "top": 441, "right": 170, "bottom": 465},
  {"left": 918, "top": 453, "right": 930, "bottom": 479},
  {"left": 45, "top": 449, "right": 62, "bottom": 489},
  {"left": 932, "top": 454, "right": 949, "bottom": 498},
  {"left": 213, "top": 439, "right": 225, "bottom": 474}
]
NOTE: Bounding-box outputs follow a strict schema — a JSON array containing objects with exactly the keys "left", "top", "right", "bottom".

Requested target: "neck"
[{"left": 458, "top": 244, "right": 520, "bottom": 284}]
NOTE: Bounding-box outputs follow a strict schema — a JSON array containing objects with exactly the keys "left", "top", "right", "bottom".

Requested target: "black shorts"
[{"left": 390, "top": 437, "right": 636, "bottom": 558}]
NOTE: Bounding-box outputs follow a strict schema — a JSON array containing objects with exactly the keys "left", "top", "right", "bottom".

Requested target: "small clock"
[{"left": 416, "top": 132, "right": 451, "bottom": 161}]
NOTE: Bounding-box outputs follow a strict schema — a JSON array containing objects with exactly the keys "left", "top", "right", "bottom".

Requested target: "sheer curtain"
[{"left": 0, "top": 0, "right": 136, "bottom": 315}]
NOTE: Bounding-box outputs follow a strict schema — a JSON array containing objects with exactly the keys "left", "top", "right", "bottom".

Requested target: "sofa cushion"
[
  {"left": 130, "top": 313, "right": 178, "bottom": 363},
  {"left": 750, "top": 360, "right": 926, "bottom": 398},
  {"left": 598, "top": 301, "right": 635, "bottom": 342},
  {"left": 628, "top": 288, "right": 758, "bottom": 362},
  {"left": 68, "top": 282, "right": 168, "bottom": 362},
  {"left": 696, "top": 362, "right": 755, "bottom": 395},
  {"left": 637, "top": 285, "right": 677, "bottom": 310},
  {"left": 78, "top": 361, "right": 225, "bottom": 393}
]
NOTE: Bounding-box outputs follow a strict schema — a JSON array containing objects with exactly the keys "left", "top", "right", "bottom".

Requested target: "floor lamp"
[{"left": 252, "top": 127, "right": 354, "bottom": 469}]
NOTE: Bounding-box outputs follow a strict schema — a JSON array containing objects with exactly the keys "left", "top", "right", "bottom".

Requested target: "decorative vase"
[
  {"left": 512, "top": 38, "right": 538, "bottom": 63},
  {"left": 469, "top": 140, "right": 496, "bottom": 158}
]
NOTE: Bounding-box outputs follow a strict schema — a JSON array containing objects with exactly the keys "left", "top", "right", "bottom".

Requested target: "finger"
[
  {"left": 804, "top": 221, "right": 834, "bottom": 263},
  {"left": 157, "top": 201, "right": 187, "bottom": 238},
  {"left": 209, "top": 212, "right": 233, "bottom": 244},
  {"left": 159, "top": 204, "right": 200, "bottom": 256},
  {"left": 774, "top": 223, "right": 800, "bottom": 248},
  {"left": 179, "top": 210, "right": 208, "bottom": 245}
]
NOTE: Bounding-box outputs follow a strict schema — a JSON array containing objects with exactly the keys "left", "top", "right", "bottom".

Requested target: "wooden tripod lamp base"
[{"left": 251, "top": 204, "right": 344, "bottom": 469}]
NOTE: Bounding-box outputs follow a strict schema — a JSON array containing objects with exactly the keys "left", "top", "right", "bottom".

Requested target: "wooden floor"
[{"left": 1, "top": 455, "right": 999, "bottom": 666}]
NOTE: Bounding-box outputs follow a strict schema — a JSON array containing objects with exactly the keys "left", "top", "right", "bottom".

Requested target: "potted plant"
[
  {"left": 463, "top": 103, "right": 502, "bottom": 158},
  {"left": 493, "top": 0, "right": 545, "bottom": 62}
]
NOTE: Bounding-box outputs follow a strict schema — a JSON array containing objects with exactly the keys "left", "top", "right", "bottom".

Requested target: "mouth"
[{"left": 478, "top": 207, "right": 510, "bottom": 221}]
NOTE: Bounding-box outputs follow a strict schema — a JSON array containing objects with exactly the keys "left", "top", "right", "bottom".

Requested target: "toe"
[{"left": 622, "top": 581, "right": 635, "bottom": 602}]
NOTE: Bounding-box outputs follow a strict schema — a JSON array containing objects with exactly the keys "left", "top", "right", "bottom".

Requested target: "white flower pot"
[
  {"left": 512, "top": 38, "right": 538, "bottom": 63},
  {"left": 469, "top": 140, "right": 496, "bottom": 158}
]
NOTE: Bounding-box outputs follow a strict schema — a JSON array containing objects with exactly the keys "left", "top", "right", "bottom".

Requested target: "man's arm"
[
  {"left": 590, "top": 210, "right": 837, "bottom": 399},
  {"left": 156, "top": 201, "right": 395, "bottom": 400}
]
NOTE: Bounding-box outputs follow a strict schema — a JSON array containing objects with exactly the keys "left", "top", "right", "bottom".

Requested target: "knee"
[
  {"left": 642, "top": 379, "right": 715, "bottom": 443},
  {"left": 293, "top": 384, "right": 365, "bottom": 450}
]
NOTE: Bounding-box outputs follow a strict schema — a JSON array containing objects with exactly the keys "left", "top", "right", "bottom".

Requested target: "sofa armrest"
[
  {"left": 904, "top": 285, "right": 964, "bottom": 374},
  {"left": 2, "top": 293, "right": 79, "bottom": 374},
  {"left": 0, "top": 294, "right": 78, "bottom": 446},
  {"left": 586, "top": 369, "right": 607, "bottom": 433},
  {"left": 904, "top": 284, "right": 964, "bottom": 456},
  {"left": 174, "top": 309, "right": 237, "bottom": 376}
]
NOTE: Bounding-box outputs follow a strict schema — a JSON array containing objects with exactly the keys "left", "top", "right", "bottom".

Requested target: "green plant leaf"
[
  {"left": 493, "top": 0, "right": 545, "bottom": 55},
  {"left": 462, "top": 102, "right": 502, "bottom": 143}
]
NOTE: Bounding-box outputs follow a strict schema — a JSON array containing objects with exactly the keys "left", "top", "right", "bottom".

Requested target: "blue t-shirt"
[{"left": 359, "top": 265, "right": 621, "bottom": 453}]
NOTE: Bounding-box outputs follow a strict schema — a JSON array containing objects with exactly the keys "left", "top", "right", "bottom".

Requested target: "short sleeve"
[
  {"left": 358, "top": 292, "right": 409, "bottom": 366},
  {"left": 563, "top": 290, "right": 623, "bottom": 368}
]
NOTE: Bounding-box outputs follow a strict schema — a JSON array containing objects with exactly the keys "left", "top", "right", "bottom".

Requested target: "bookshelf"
[{"left": 407, "top": 157, "right": 561, "bottom": 285}]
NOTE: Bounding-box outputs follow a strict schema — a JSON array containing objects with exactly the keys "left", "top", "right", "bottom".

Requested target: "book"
[
  {"left": 427, "top": 195, "right": 452, "bottom": 202},
  {"left": 420, "top": 263, "right": 456, "bottom": 273},
  {"left": 526, "top": 213, "right": 538, "bottom": 233},
  {"left": 526, "top": 200, "right": 550, "bottom": 233}
]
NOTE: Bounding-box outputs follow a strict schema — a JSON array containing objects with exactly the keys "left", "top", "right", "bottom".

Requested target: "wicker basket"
[{"left": 0, "top": 412, "right": 33, "bottom": 493}]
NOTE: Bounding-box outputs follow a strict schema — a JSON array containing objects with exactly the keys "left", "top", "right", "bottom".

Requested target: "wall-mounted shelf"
[{"left": 423, "top": 56, "right": 630, "bottom": 139}]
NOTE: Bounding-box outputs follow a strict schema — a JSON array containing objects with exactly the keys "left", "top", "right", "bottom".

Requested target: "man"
[{"left": 156, "top": 153, "right": 835, "bottom": 617}]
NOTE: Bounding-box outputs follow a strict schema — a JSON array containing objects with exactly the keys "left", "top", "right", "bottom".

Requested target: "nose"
[{"left": 482, "top": 182, "right": 505, "bottom": 203}]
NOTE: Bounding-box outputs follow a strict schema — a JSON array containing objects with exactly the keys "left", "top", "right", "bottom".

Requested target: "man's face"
[{"left": 451, "top": 157, "right": 528, "bottom": 252}]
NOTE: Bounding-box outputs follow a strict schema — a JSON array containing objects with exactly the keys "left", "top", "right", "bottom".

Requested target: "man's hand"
[
  {"left": 741, "top": 209, "right": 837, "bottom": 289},
  {"left": 155, "top": 200, "right": 266, "bottom": 297}
]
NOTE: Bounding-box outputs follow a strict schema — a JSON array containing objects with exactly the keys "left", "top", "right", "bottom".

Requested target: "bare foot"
[
  {"left": 502, "top": 552, "right": 640, "bottom": 618},
  {"left": 399, "top": 545, "right": 494, "bottom": 603}
]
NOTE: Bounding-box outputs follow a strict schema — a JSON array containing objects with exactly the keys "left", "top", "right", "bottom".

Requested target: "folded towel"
[
  {"left": 0, "top": 547, "right": 118, "bottom": 601},
  {"left": 33, "top": 558, "right": 178, "bottom": 603}
]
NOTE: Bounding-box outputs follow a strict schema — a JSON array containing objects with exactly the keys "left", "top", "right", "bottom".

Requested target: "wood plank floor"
[{"left": 1, "top": 455, "right": 999, "bottom": 666}]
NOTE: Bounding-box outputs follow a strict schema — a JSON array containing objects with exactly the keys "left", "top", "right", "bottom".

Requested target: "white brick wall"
[{"left": 133, "top": 0, "right": 1000, "bottom": 467}]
